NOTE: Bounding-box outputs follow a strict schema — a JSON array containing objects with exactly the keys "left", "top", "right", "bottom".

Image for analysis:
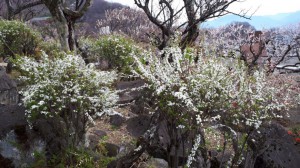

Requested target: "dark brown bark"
[
  {"left": 4, "top": 0, "right": 43, "bottom": 20},
  {"left": 42, "top": 0, "right": 92, "bottom": 52},
  {"left": 135, "top": 0, "right": 251, "bottom": 50}
]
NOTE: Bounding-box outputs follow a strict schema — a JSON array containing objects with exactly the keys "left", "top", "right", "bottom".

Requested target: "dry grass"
[{"left": 88, "top": 106, "right": 135, "bottom": 145}]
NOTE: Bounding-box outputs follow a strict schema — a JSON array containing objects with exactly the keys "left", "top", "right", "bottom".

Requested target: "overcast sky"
[{"left": 106, "top": 0, "right": 300, "bottom": 16}]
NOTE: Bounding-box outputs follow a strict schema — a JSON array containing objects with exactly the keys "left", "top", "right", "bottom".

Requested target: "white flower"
[{"left": 16, "top": 52, "right": 118, "bottom": 126}]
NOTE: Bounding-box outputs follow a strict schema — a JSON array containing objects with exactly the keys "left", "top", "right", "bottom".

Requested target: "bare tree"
[
  {"left": 4, "top": 0, "right": 43, "bottom": 20},
  {"left": 0, "top": 2, "right": 4, "bottom": 18},
  {"left": 96, "top": 7, "right": 159, "bottom": 42},
  {"left": 264, "top": 24, "right": 300, "bottom": 72},
  {"left": 41, "top": 0, "right": 92, "bottom": 52},
  {"left": 3, "top": 0, "right": 92, "bottom": 52},
  {"left": 203, "top": 22, "right": 267, "bottom": 71},
  {"left": 202, "top": 22, "right": 300, "bottom": 73},
  {"left": 134, "top": 0, "right": 252, "bottom": 50}
]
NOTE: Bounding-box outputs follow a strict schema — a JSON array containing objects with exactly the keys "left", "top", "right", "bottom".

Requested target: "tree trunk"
[
  {"left": 181, "top": 25, "right": 199, "bottom": 50},
  {"left": 180, "top": 0, "right": 199, "bottom": 50},
  {"left": 45, "top": 3, "right": 71, "bottom": 52},
  {"left": 5, "top": 0, "right": 13, "bottom": 20},
  {"left": 67, "top": 20, "right": 76, "bottom": 52},
  {"left": 56, "top": 20, "right": 70, "bottom": 52}
]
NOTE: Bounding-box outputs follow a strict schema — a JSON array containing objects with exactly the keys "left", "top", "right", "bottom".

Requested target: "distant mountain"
[
  {"left": 204, "top": 10, "right": 300, "bottom": 30},
  {"left": 80, "top": 0, "right": 125, "bottom": 32}
]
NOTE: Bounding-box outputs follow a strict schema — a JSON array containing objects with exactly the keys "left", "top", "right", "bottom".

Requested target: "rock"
[
  {"left": 0, "top": 73, "right": 16, "bottom": 91},
  {"left": 0, "top": 129, "right": 46, "bottom": 168},
  {"left": 0, "top": 154, "right": 14, "bottom": 168},
  {"left": 107, "top": 160, "right": 117, "bottom": 168},
  {"left": 87, "top": 130, "right": 107, "bottom": 150},
  {"left": 130, "top": 88, "right": 154, "bottom": 114},
  {"left": 88, "top": 135, "right": 99, "bottom": 149},
  {"left": 209, "top": 150, "right": 232, "bottom": 168},
  {"left": 93, "top": 130, "right": 107, "bottom": 138},
  {"left": 249, "top": 122, "right": 300, "bottom": 168},
  {"left": 109, "top": 114, "right": 125, "bottom": 127},
  {"left": 116, "top": 80, "right": 145, "bottom": 104},
  {"left": 105, "top": 143, "right": 120, "bottom": 157},
  {"left": 117, "top": 93, "right": 134, "bottom": 104},
  {"left": 33, "top": 117, "right": 69, "bottom": 156},
  {"left": 286, "top": 105, "right": 300, "bottom": 125},
  {"left": 116, "top": 79, "right": 145, "bottom": 90},
  {"left": 0, "top": 105, "right": 26, "bottom": 138},
  {"left": 146, "top": 158, "right": 168, "bottom": 168},
  {"left": 126, "top": 115, "right": 151, "bottom": 137},
  {"left": 0, "top": 73, "right": 19, "bottom": 105}
]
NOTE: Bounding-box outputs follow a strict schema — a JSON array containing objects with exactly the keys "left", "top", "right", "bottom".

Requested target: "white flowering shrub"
[
  {"left": 14, "top": 53, "right": 118, "bottom": 150},
  {"left": 131, "top": 46, "right": 293, "bottom": 167}
]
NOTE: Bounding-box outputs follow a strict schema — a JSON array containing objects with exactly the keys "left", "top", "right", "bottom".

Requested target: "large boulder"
[
  {"left": 0, "top": 105, "right": 26, "bottom": 138},
  {"left": 87, "top": 130, "right": 107, "bottom": 150},
  {"left": 0, "top": 72, "right": 19, "bottom": 105},
  {"left": 126, "top": 115, "right": 151, "bottom": 138},
  {"left": 109, "top": 114, "right": 126, "bottom": 127},
  {"left": 0, "top": 154, "right": 14, "bottom": 168},
  {"left": 146, "top": 158, "right": 169, "bottom": 168},
  {"left": 116, "top": 80, "right": 145, "bottom": 104},
  {"left": 249, "top": 122, "right": 300, "bottom": 168},
  {"left": 33, "top": 117, "right": 68, "bottom": 156}
]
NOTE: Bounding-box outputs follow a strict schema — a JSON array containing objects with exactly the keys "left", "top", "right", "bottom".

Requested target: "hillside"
[
  {"left": 204, "top": 10, "right": 300, "bottom": 29},
  {"left": 79, "top": 0, "right": 125, "bottom": 32}
]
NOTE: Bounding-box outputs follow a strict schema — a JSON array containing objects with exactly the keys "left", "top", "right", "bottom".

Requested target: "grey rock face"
[
  {"left": 126, "top": 115, "right": 151, "bottom": 138},
  {"left": 145, "top": 158, "right": 169, "bottom": 168},
  {"left": 33, "top": 117, "right": 68, "bottom": 156},
  {"left": 0, "top": 105, "right": 26, "bottom": 138},
  {"left": 116, "top": 80, "right": 145, "bottom": 104},
  {"left": 0, "top": 73, "right": 19, "bottom": 105},
  {"left": 104, "top": 143, "right": 120, "bottom": 157},
  {"left": 87, "top": 130, "right": 107, "bottom": 150},
  {"left": 249, "top": 122, "right": 300, "bottom": 168},
  {"left": 0, "top": 154, "right": 14, "bottom": 168},
  {"left": 109, "top": 114, "right": 125, "bottom": 127}
]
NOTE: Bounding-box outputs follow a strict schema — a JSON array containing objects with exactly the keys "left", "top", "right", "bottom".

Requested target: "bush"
[
  {"left": 87, "top": 35, "right": 140, "bottom": 73},
  {"left": 0, "top": 20, "right": 41, "bottom": 58},
  {"left": 131, "top": 46, "right": 295, "bottom": 167},
  {"left": 49, "top": 147, "right": 97, "bottom": 168},
  {"left": 14, "top": 53, "right": 118, "bottom": 158},
  {"left": 39, "top": 40, "right": 65, "bottom": 58}
]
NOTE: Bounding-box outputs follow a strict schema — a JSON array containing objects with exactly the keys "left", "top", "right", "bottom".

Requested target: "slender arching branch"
[
  {"left": 4, "top": 0, "right": 43, "bottom": 19},
  {"left": 134, "top": 0, "right": 252, "bottom": 50}
]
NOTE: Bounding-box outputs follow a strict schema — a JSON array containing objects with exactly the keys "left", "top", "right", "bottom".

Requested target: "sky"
[{"left": 107, "top": 0, "right": 300, "bottom": 16}]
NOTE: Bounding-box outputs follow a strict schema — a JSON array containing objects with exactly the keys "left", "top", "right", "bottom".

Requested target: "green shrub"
[
  {"left": 45, "top": 147, "right": 98, "bottom": 168},
  {"left": 88, "top": 35, "right": 140, "bottom": 73},
  {"left": 39, "top": 40, "right": 65, "bottom": 58},
  {"left": 0, "top": 20, "right": 41, "bottom": 59}
]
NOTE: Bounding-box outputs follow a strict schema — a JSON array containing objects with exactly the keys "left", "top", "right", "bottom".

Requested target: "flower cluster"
[
  {"left": 132, "top": 46, "right": 293, "bottom": 166},
  {"left": 15, "top": 53, "right": 118, "bottom": 123},
  {"left": 133, "top": 46, "right": 289, "bottom": 128}
]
